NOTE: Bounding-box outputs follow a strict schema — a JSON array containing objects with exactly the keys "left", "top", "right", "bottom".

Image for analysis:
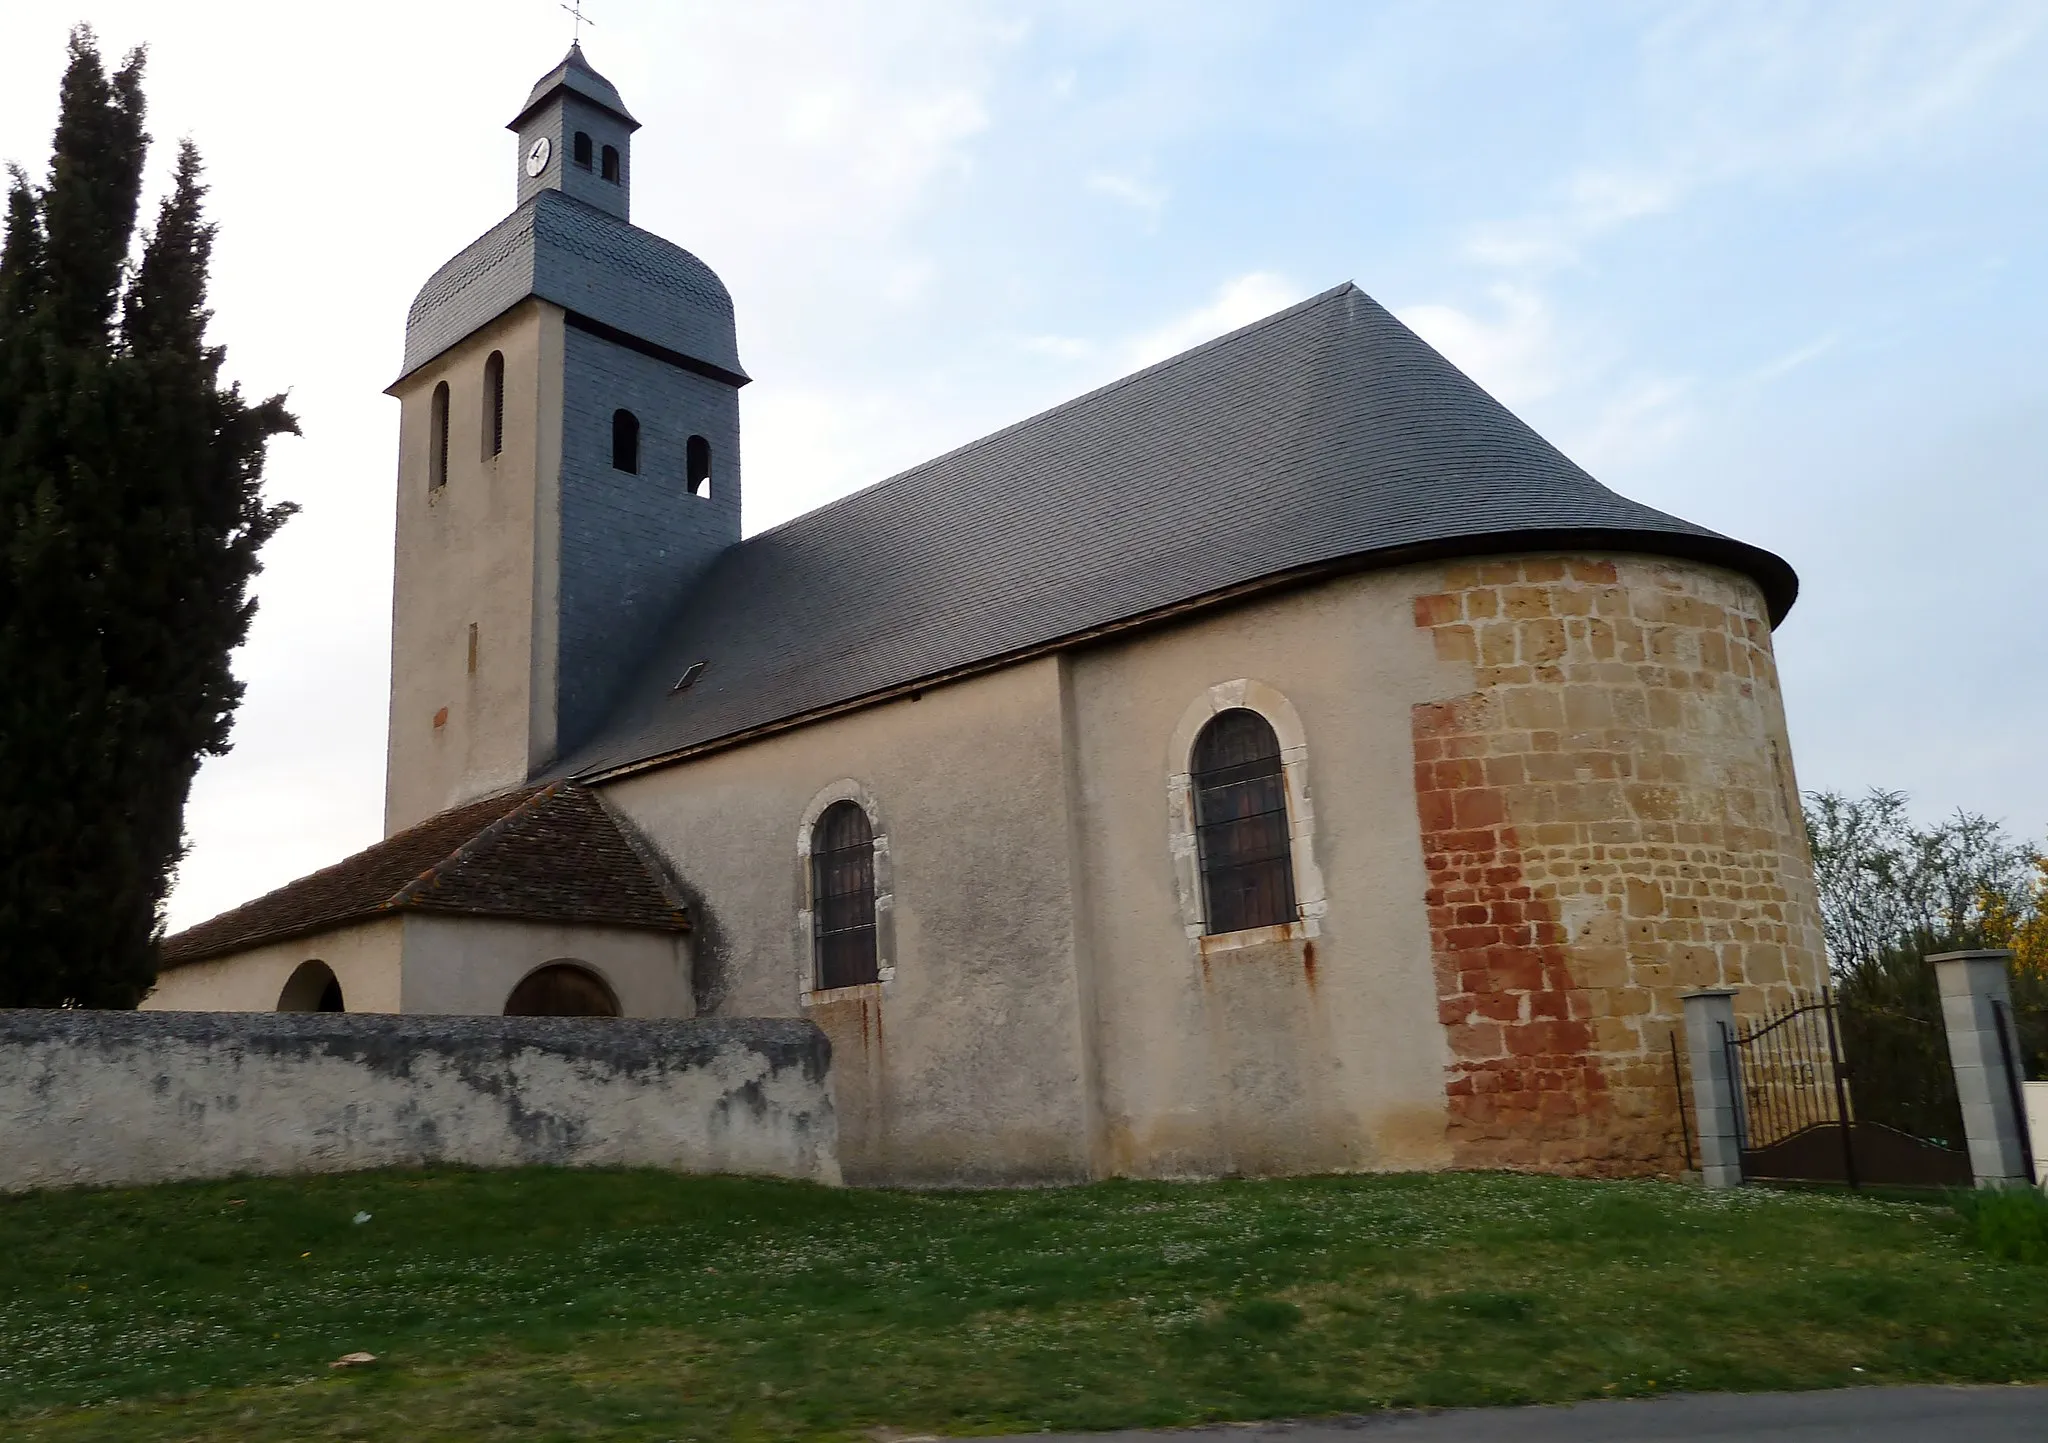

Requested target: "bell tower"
[
  {"left": 509, "top": 42, "right": 636, "bottom": 221},
  {"left": 382, "top": 45, "right": 747, "bottom": 835}
]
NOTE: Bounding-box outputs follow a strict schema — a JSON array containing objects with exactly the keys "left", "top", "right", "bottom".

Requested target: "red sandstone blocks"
[
  {"left": 1450, "top": 1022, "right": 1505, "bottom": 1059},
  {"left": 1414, "top": 593, "right": 1463, "bottom": 627},
  {"left": 1453, "top": 790, "right": 1506, "bottom": 828},
  {"left": 1410, "top": 553, "right": 1823, "bottom": 1178}
]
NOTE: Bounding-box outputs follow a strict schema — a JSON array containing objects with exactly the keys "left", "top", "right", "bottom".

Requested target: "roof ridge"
[
  {"left": 386, "top": 783, "right": 560, "bottom": 909},
  {"left": 586, "top": 789, "right": 692, "bottom": 924},
  {"left": 740, "top": 281, "right": 1360, "bottom": 549},
  {"left": 164, "top": 787, "right": 534, "bottom": 939}
]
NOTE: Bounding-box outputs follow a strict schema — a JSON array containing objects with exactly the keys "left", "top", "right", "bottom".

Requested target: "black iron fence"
[{"left": 1722, "top": 988, "right": 1971, "bottom": 1188}]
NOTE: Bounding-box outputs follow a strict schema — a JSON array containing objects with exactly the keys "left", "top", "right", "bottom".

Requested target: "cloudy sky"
[{"left": 2, "top": 1, "right": 2043, "bottom": 929}]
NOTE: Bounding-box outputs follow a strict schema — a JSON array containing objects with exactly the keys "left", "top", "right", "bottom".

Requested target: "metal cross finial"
[{"left": 561, "top": 0, "right": 595, "bottom": 43}]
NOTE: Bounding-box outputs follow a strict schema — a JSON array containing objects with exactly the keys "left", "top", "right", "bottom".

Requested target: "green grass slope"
[{"left": 1, "top": 1169, "right": 2043, "bottom": 1440}]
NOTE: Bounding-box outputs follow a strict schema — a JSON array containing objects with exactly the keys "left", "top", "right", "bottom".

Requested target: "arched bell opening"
[
  {"left": 278, "top": 960, "right": 344, "bottom": 1013},
  {"left": 504, "top": 961, "right": 621, "bottom": 1017}
]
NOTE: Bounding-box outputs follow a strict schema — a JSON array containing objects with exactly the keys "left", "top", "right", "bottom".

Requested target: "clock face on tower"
[{"left": 525, "top": 136, "right": 552, "bottom": 177}]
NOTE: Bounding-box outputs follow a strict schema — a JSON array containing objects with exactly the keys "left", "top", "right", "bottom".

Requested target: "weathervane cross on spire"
[{"left": 561, "top": 0, "right": 595, "bottom": 44}]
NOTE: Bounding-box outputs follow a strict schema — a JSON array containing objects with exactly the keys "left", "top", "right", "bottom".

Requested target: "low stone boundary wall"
[{"left": 0, "top": 1011, "right": 838, "bottom": 1193}]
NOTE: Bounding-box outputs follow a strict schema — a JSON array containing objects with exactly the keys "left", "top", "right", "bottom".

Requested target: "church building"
[{"left": 148, "top": 46, "right": 1830, "bottom": 1185}]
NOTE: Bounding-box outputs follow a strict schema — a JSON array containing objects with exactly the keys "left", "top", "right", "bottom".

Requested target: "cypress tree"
[{"left": 0, "top": 28, "right": 297, "bottom": 1007}]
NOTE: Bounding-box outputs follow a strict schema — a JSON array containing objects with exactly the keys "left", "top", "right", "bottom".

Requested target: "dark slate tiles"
[
  {"left": 566, "top": 284, "right": 1796, "bottom": 779},
  {"left": 400, "top": 189, "right": 742, "bottom": 382}
]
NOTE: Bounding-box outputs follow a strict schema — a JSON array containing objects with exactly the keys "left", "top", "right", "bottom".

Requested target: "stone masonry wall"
[
  {"left": 0, "top": 1012, "right": 837, "bottom": 1193},
  {"left": 1410, "top": 554, "right": 1827, "bottom": 1175}
]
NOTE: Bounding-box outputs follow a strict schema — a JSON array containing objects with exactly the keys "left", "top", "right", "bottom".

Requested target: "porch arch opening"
[
  {"left": 504, "top": 961, "right": 621, "bottom": 1017},
  {"left": 278, "top": 960, "right": 344, "bottom": 1013}
]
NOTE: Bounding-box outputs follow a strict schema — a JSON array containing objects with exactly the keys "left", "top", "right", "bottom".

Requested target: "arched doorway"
[
  {"left": 278, "top": 960, "right": 344, "bottom": 1013},
  {"left": 504, "top": 962, "right": 620, "bottom": 1017}
]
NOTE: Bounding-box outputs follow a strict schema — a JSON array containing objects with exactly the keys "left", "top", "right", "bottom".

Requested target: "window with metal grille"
[
  {"left": 1191, "top": 708, "right": 1297, "bottom": 934},
  {"left": 812, "top": 800, "right": 879, "bottom": 990}
]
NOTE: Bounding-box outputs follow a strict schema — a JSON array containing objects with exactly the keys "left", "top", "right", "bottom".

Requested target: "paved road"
[{"left": 1034, "top": 1386, "right": 2048, "bottom": 1441}]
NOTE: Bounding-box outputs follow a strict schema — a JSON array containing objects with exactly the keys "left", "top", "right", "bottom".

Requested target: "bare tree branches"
[{"left": 1804, "top": 787, "right": 2043, "bottom": 974}]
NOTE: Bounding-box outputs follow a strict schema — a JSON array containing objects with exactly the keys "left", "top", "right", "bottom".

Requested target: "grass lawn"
[{"left": 1, "top": 1169, "right": 2044, "bottom": 1441}]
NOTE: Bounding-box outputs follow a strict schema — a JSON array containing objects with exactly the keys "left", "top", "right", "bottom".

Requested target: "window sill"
[
  {"left": 800, "top": 977, "right": 890, "bottom": 1008},
  {"left": 1194, "top": 920, "right": 1314, "bottom": 957}
]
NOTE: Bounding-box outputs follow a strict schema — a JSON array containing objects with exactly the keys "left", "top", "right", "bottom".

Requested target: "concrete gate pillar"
[
  {"left": 1929, "top": 950, "right": 2034, "bottom": 1188},
  {"left": 1682, "top": 987, "right": 1743, "bottom": 1189}
]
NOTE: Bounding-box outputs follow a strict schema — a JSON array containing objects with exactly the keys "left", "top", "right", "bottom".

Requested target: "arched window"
[
  {"left": 611, "top": 409, "right": 639, "bottom": 473},
  {"left": 573, "top": 131, "right": 593, "bottom": 169},
  {"left": 482, "top": 351, "right": 504, "bottom": 459},
  {"left": 428, "top": 380, "right": 450, "bottom": 490},
  {"left": 278, "top": 960, "right": 344, "bottom": 1013},
  {"left": 1191, "top": 708, "right": 1297, "bottom": 934},
  {"left": 601, "top": 144, "right": 620, "bottom": 182},
  {"left": 505, "top": 961, "right": 620, "bottom": 1016},
  {"left": 812, "top": 801, "right": 878, "bottom": 989},
  {"left": 686, "top": 434, "right": 711, "bottom": 496}
]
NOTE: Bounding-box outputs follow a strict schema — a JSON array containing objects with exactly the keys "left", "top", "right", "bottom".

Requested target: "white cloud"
[
  {"left": 1396, "top": 285, "right": 1561, "bottom": 408},
  {"left": 4, "top": 0, "right": 2030, "bottom": 932},
  {"left": 1456, "top": 7, "right": 2043, "bottom": 285},
  {"left": 1639, "top": 2, "right": 2045, "bottom": 177},
  {"left": 1123, "top": 271, "right": 1302, "bottom": 370},
  {"left": 1462, "top": 165, "right": 1683, "bottom": 272},
  {"left": 1086, "top": 170, "right": 1167, "bottom": 215},
  {"left": 1749, "top": 333, "right": 1839, "bottom": 384},
  {"left": 1397, "top": 285, "right": 1698, "bottom": 472},
  {"left": 1017, "top": 334, "right": 1095, "bottom": 361},
  {"left": 16, "top": 0, "right": 1032, "bottom": 931},
  {"left": 1567, "top": 376, "right": 1696, "bottom": 473}
]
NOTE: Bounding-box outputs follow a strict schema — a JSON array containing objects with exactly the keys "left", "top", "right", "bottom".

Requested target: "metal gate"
[{"left": 1723, "top": 989, "right": 1972, "bottom": 1188}]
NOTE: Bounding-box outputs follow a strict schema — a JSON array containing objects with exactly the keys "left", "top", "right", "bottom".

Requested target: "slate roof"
[
  {"left": 510, "top": 42, "right": 639, "bottom": 132},
  {"left": 395, "top": 188, "right": 744, "bottom": 384},
  {"left": 567, "top": 283, "right": 1797, "bottom": 780},
  {"left": 160, "top": 783, "right": 687, "bottom": 968}
]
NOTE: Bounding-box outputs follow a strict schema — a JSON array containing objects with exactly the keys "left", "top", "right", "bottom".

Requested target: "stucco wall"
[
  {"left": 603, "top": 658, "right": 1092, "bottom": 1186},
  {"left": 143, "top": 915, "right": 690, "bottom": 1019},
  {"left": 1063, "top": 566, "right": 1462, "bottom": 1179},
  {"left": 1061, "top": 550, "right": 1820, "bottom": 1181},
  {"left": 385, "top": 300, "right": 564, "bottom": 835},
  {"left": 594, "top": 548, "right": 1820, "bottom": 1186},
  {"left": 399, "top": 914, "right": 692, "bottom": 1017},
  {"left": 0, "top": 1011, "right": 836, "bottom": 1193},
  {"left": 142, "top": 917, "right": 404, "bottom": 1014}
]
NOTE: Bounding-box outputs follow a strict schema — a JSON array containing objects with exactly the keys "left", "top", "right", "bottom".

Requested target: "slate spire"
[{"left": 507, "top": 42, "right": 638, "bottom": 220}]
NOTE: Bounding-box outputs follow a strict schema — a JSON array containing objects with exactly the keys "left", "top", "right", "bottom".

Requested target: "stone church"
[{"left": 148, "top": 45, "right": 1829, "bottom": 1185}]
